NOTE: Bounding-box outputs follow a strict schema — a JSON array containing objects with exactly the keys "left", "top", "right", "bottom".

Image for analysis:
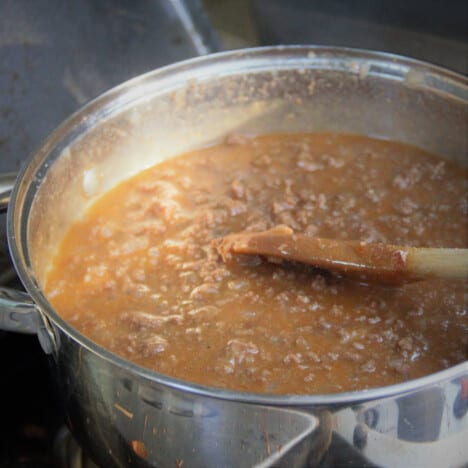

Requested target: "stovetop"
[
  {"left": 0, "top": 319, "right": 62, "bottom": 467},
  {"left": 1, "top": 1, "right": 466, "bottom": 467}
]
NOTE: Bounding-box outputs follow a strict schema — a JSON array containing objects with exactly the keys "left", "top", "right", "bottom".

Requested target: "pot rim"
[{"left": 7, "top": 45, "right": 468, "bottom": 406}]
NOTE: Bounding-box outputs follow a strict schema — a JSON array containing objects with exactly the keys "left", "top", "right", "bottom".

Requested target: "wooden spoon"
[{"left": 214, "top": 225, "right": 468, "bottom": 284}]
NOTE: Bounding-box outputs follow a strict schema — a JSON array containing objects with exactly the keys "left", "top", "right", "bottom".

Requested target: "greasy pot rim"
[{"left": 7, "top": 45, "right": 468, "bottom": 407}]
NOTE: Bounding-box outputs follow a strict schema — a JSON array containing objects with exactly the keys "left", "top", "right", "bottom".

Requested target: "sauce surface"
[{"left": 45, "top": 133, "right": 468, "bottom": 394}]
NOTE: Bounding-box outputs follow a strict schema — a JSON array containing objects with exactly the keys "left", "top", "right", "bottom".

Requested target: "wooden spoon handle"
[
  {"left": 214, "top": 225, "right": 468, "bottom": 284},
  {"left": 408, "top": 247, "right": 468, "bottom": 280}
]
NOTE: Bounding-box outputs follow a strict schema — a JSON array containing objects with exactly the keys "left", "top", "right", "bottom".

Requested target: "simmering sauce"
[{"left": 45, "top": 133, "right": 468, "bottom": 394}]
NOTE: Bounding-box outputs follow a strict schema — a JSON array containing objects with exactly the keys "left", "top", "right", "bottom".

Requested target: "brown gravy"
[{"left": 45, "top": 133, "right": 468, "bottom": 394}]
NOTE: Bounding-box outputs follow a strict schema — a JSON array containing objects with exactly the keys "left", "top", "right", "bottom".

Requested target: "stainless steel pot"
[{"left": 0, "top": 46, "right": 467, "bottom": 468}]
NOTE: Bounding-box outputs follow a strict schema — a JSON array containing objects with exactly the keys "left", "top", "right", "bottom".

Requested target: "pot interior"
[{"left": 14, "top": 47, "right": 467, "bottom": 323}]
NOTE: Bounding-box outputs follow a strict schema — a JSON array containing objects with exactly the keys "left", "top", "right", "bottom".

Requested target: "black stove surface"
[{"left": 0, "top": 329, "right": 62, "bottom": 467}]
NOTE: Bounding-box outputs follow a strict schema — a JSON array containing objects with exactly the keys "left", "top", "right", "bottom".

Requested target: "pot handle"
[
  {"left": 0, "top": 173, "right": 41, "bottom": 334},
  {"left": 0, "top": 286, "right": 56, "bottom": 353},
  {"left": 0, "top": 172, "right": 17, "bottom": 213},
  {"left": 0, "top": 287, "right": 40, "bottom": 334}
]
